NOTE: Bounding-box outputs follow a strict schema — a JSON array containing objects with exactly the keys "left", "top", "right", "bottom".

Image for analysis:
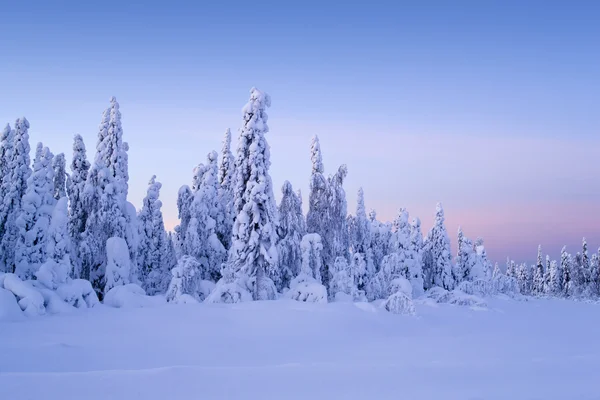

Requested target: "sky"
[{"left": 0, "top": 0, "right": 598, "bottom": 265}]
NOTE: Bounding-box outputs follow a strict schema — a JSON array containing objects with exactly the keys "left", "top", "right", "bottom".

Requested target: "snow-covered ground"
[{"left": 1, "top": 298, "right": 599, "bottom": 400}]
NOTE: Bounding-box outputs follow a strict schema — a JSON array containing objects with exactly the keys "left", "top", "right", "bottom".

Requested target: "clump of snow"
[
  {"left": 56, "top": 279, "right": 99, "bottom": 309},
  {"left": 0, "top": 288, "right": 24, "bottom": 321},
  {"left": 2, "top": 273, "right": 45, "bottom": 316},
  {"left": 32, "top": 284, "right": 75, "bottom": 315},
  {"left": 388, "top": 277, "right": 413, "bottom": 298},
  {"left": 35, "top": 259, "right": 71, "bottom": 290},
  {"left": 382, "top": 291, "right": 416, "bottom": 315},
  {"left": 197, "top": 280, "right": 216, "bottom": 301},
  {"left": 285, "top": 275, "right": 327, "bottom": 303},
  {"left": 105, "top": 237, "right": 131, "bottom": 293},
  {"left": 205, "top": 274, "right": 253, "bottom": 304},
  {"left": 424, "top": 286, "right": 487, "bottom": 308},
  {"left": 104, "top": 284, "right": 165, "bottom": 308}
]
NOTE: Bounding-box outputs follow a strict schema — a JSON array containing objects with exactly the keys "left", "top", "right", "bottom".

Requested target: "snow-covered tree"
[
  {"left": 0, "top": 124, "right": 14, "bottom": 264},
  {"left": 165, "top": 255, "right": 200, "bottom": 303},
  {"left": 406, "top": 217, "right": 424, "bottom": 297},
  {"left": 14, "top": 143, "right": 56, "bottom": 280},
  {"left": 474, "top": 237, "right": 492, "bottom": 280},
  {"left": 224, "top": 88, "right": 279, "bottom": 301},
  {"left": 46, "top": 197, "right": 71, "bottom": 267},
  {"left": 561, "top": 246, "right": 573, "bottom": 297},
  {"left": 328, "top": 164, "right": 349, "bottom": 263},
  {"left": 549, "top": 259, "right": 562, "bottom": 296},
  {"left": 329, "top": 256, "right": 355, "bottom": 301},
  {"left": 532, "top": 245, "right": 545, "bottom": 295},
  {"left": 351, "top": 188, "right": 370, "bottom": 255},
  {"left": 590, "top": 249, "right": 600, "bottom": 298},
  {"left": 217, "top": 128, "right": 235, "bottom": 249},
  {"left": 505, "top": 257, "right": 515, "bottom": 278},
  {"left": 0, "top": 118, "right": 32, "bottom": 272},
  {"left": 369, "top": 210, "right": 392, "bottom": 275},
  {"left": 300, "top": 233, "right": 323, "bottom": 283},
  {"left": 104, "top": 237, "right": 131, "bottom": 293},
  {"left": 138, "top": 176, "right": 172, "bottom": 295},
  {"left": 306, "top": 135, "right": 332, "bottom": 287},
  {"left": 81, "top": 99, "right": 135, "bottom": 294},
  {"left": 517, "top": 262, "right": 531, "bottom": 295},
  {"left": 185, "top": 151, "right": 226, "bottom": 282},
  {"left": 423, "top": 203, "right": 453, "bottom": 290},
  {"left": 67, "top": 134, "right": 90, "bottom": 278},
  {"left": 581, "top": 238, "right": 592, "bottom": 295},
  {"left": 276, "top": 181, "right": 306, "bottom": 290},
  {"left": 492, "top": 262, "right": 501, "bottom": 279},
  {"left": 174, "top": 185, "right": 193, "bottom": 256},
  {"left": 52, "top": 153, "right": 67, "bottom": 200}
]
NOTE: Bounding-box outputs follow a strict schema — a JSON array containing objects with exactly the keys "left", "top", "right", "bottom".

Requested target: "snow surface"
[{"left": 1, "top": 298, "right": 600, "bottom": 400}]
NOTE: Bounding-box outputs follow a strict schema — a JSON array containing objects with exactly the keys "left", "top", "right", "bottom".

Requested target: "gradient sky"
[{"left": 1, "top": 0, "right": 599, "bottom": 265}]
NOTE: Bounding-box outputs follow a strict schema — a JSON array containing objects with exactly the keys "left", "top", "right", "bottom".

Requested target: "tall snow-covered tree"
[
  {"left": 328, "top": 164, "right": 349, "bottom": 263},
  {"left": 67, "top": 134, "right": 90, "bottom": 278},
  {"left": 277, "top": 181, "right": 306, "bottom": 290},
  {"left": 0, "top": 118, "right": 31, "bottom": 272},
  {"left": 0, "top": 124, "right": 14, "bottom": 253},
  {"left": 138, "top": 176, "right": 172, "bottom": 295},
  {"left": 81, "top": 98, "right": 135, "bottom": 295},
  {"left": 217, "top": 128, "right": 235, "bottom": 249},
  {"left": 174, "top": 184, "right": 193, "bottom": 256},
  {"left": 225, "top": 88, "right": 279, "bottom": 300},
  {"left": 532, "top": 245, "right": 545, "bottom": 295},
  {"left": 14, "top": 143, "right": 56, "bottom": 279},
  {"left": 590, "top": 251, "right": 600, "bottom": 298},
  {"left": 52, "top": 153, "right": 67, "bottom": 200},
  {"left": 517, "top": 262, "right": 531, "bottom": 295},
  {"left": 306, "top": 135, "right": 331, "bottom": 287},
  {"left": 45, "top": 196, "right": 72, "bottom": 269},
  {"left": 423, "top": 203, "right": 453, "bottom": 290},
  {"left": 185, "top": 151, "right": 226, "bottom": 282},
  {"left": 368, "top": 210, "right": 391, "bottom": 274},
  {"left": 492, "top": 262, "right": 501, "bottom": 279},
  {"left": 474, "top": 237, "right": 492, "bottom": 280},
  {"left": 407, "top": 217, "right": 424, "bottom": 297},
  {"left": 561, "top": 246, "right": 573, "bottom": 297},
  {"left": 351, "top": 188, "right": 370, "bottom": 255},
  {"left": 549, "top": 259, "right": 562, "bottom": 296},
  {"left": 581, "top": 238, "right": 591, "bottom": 294}
]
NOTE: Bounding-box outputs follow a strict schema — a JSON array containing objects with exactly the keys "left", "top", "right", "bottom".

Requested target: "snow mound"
[
  {"left": 333, "top": 292, "right": 354, "bottom": 303},
  {"left": 32, "top": 283, "right": 76, "bottom": 315},
  {"left": 0, "top": 288, "right": 24, "bottom": 321},
  {"left": 383, "top": 291, "right": 416, "bottom": 315},
  {"left": 35, "top": 259, "right": 71, "bottom": 290},
  {"left": 56, "top": 279, "right": 99, "bottom": 308},
  {"left": 2, "top": 274, "right": 45, "bottom": 316},
  {"left": 205, "top": 278, "right": 252, "bottom": 304},
  {"left": 174, "top": 294, "right": 199, "bottom": 304},
  {"left": 104, "top": 284, "right": 166, "bottom": 308},
  {"left": 425, "top": 286, "right": 487, "bottom": 308},
  {"left": 285, "top": 275, "right": 327, "bottom": 304},
  {"left": 197, "top": 280, "right": 216, "bottom": 301}
]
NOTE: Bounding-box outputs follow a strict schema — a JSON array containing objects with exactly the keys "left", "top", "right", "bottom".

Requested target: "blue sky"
[{"left": 1, "top": 0, "right": 599, "bottom": 264}]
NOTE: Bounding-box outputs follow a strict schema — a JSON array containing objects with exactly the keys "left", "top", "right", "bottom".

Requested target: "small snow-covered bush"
[
  {"left": 56, "top": 279, "right": 99, "bottom": 308},
  {"left": 285, "top": 275, "right": 327, "bottom": 303},
  {"left": 446, "top": 289, "right": 487, "bottom": 307},
  {"left": 104, "top": 284, "right": 165, "bottom": 308},
  {"left": 0, "top": 288, "right": 24, "bottom": 321},
  {"left": 104, "top": 237, "right": 131, "bottom": 293},
  {"left": 383, "top": 291, "right": 416, "bottom": 315},
  {"left": 205, "top": 275, "right": 253, "bottom": 304},
  {"left": 3, "top": 273, "right": 45, "bottom": 316},
  {"left": 33, "top": 284, "right": 75, "bottom": 314}
]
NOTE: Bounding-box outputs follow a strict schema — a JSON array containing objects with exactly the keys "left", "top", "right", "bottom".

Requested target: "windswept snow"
[{"left": 1, "top": 299, "right": 600, "bottom": 400}]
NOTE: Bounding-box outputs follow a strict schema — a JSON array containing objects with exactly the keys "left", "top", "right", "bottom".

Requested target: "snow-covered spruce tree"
[
  {"left": 299, "top": 233, "right": 323, "bottom": 283},
  {"left": 453, "top": 227, "right": 469, "bottom": 284},
  {"left": 222, "top": 88, "right": 279, "bottom": 301},
  {"left": 104, "top": 237, "right": 131, "bottom": 293},
  {"left": 532, "top": 245, "right": 545, "bottom": 295},
  {"left": 52, "top": 153, "right": 67, "bottom": 200},
  {"left": 138, "top": 176, "right": 172, "bottom": 295},
  {"left": 174, "top": 185, "right": 193, "bottom": 256},
  {"left": 0, "top": 118, "right": 32, "bottom": 272},
  {"left": 423, "top": 203, "right": 453, "bottom": 290},
  {"left": 407, "top": 217, "right": 424, "bottom": 297},
  {"left": 185, "top": 151, "right": 226, "bottom": 282},
  {"left": 368, "top": 210, "right": 391, "bottom": 274},
  {"left": 166, "top": 255, "right": 200, "bottom": 303},
  {"left": 543, "top": 255, "right": 552, "bottom": 294},
  {"left": 306, "top": 135, "right": 332, "bottom": 287},
  {"left": 14, "top": 143, "right": 56, "bottom": 280},
  {"left": 492, "top": 262, "right": 501, "bottom": 279},
  {"left": 67, "top": 134, "right": 90, "bottom": 278},
  {"left": 217, "top": 128, "right": 235, "bottom": 249},
  {"left": 581, "top": 238, "right": 592, "bottom": 296},
  {"left": 329, "top": 256, "right": 355, "bottom": 301},
  {"left": 505, "top": 257, "right": 514, "bottom": 278},
  {"left": 561, "top": 246, "right": 573, "bottom": 297},
  {"left": 276, "top": 181, "right": 306, "bottom": 290},
  {"left": 35, "top": 197, "right": 72, "bottom": 290},
  {"left": 352, "top": 188, "right": 370, "bottom": 255},
  {"left": 0, "top": 124, "right": 14, "bottom": 265},
  {"left": 474, "top": 237, "right": 492, "bottom": 280},
  {"left": 590, "top": 251, "right": 600, "bottom": 298},
  {"left": 81, "top": 98, "right": 135, "bottom": 295},
  {"left": 549, "top": 259, "right": 562, "bottom": 296},
  {"left": 328, "top": 164, "right": 349, "bottom": 262},
  {"left": 517, "top": 262, "right": 531, "bottom": 295},
  {"left": 349, "top": 187, "right": 374, "bottom": 292}
]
